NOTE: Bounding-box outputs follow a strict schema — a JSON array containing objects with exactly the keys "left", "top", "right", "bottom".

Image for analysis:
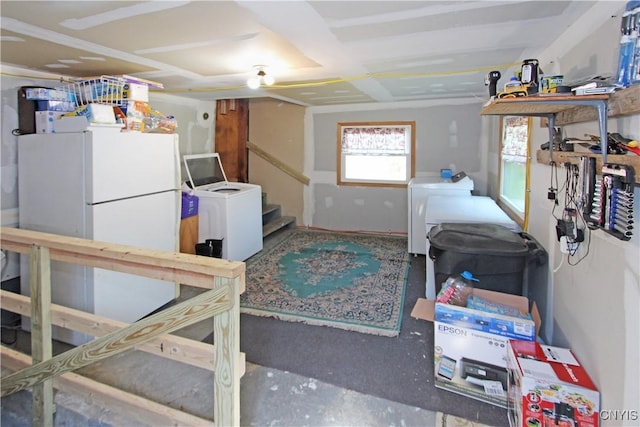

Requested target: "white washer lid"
[
  {"left": 426, "top": 195, "right": 516, "bottom": 228},
  {"left": 409, "top": 176, "right": 474, "bottom": 191},
  {"left": 183, "top": 152, "right": 228, "bottom": 190}
]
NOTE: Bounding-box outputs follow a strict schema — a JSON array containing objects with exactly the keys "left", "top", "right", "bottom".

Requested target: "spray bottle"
[
  {"left": 631, "top": 4, "right": 640, "bottom": 84},
  {"left": 616, "top": 2, "right": 639, "bottom": 87}
]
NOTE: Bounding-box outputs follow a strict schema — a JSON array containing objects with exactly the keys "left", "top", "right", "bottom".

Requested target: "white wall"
[{"left": 305, "top": 98, "right": 487, "bottom": 232}]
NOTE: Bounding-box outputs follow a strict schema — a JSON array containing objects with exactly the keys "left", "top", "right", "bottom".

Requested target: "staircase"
[{"left": 261, "top": 193, "right": 296, "bottom": 240}]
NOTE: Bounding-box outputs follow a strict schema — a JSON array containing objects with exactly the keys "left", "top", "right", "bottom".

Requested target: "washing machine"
[
  {"left": 183, "top": 153, "right": 263, "bottom": 261},
  {"left": 424, "top": 195, "right": 520, "bottom": 299},
  {"left": 408, "top": 175, "right": 474, "bottom": 255}
]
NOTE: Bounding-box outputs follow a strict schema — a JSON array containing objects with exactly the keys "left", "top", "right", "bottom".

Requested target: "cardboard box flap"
[
  {"left": 411, "top": 298, "right": 434, "bottom": 321},
  {"left": 530, "top": 301, "right": 541, "bottom": 338},
  {"left": 471, "top": 288, "right": 529, "bottom": 313}
]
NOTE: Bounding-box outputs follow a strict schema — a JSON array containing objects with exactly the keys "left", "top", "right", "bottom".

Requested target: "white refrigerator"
[{"left": 18, "top": 128, "right": 180, "bottom": 345}]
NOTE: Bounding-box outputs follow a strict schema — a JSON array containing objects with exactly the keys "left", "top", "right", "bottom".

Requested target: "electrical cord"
[
  {"left": 559, "top": 163, "right": 589, "bottom": 266},
  {"left": 549, "top": 160, "right": 559, "bottom": 202},
  {"left": 551, "top": 163, "right": 567, "bottom": 221},
  {"left": 568, "top": 225, "right": 591, "bottom": 266}
]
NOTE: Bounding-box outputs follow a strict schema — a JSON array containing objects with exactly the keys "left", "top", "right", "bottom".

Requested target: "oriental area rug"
[{"left": 240, "top": 229, "right": 409, "bottom": 337}]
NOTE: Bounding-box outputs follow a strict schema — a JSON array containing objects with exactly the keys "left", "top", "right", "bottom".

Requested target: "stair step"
[
  {"left": 263, "top": 216, "right": 296, "bottom": 238},
  {"left": 262, "top": 203, "right": 282, "bottom": 225},
  {"left": 262, "top": 203, "right": 280, "bottom": 216}
]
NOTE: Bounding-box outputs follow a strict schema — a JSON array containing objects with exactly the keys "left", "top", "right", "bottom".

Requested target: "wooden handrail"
[
  {"left": 247, "top": 140, "right": 310, "bottom": 185},
  {"left": 0, "top": 227, "right": 244, "bottom": 426},
  {"left": 0, "top": 227, "right": 245, "bottom": 291}
]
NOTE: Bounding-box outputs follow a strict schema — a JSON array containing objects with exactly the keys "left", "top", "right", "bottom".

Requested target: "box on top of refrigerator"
[{"left": 507, "top": 340, "right": 600, "bottom": 427}]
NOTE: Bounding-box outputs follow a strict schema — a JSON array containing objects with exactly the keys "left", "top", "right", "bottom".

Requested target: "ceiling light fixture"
[{"left": 247, "top": 66, "right": 275, "bottom": 89}]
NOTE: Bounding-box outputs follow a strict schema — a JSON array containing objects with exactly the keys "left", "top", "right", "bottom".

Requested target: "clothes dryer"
[
  {"left": 184, "top": 153, "right": 263, "bottom": 261},
  {"left": 407, "top": 176, "right": 474, "bottom": 255}
]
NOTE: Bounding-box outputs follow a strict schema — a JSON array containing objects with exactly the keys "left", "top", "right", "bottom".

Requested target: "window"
[
  {"left": 337, "top": 121, "right": 415, "bottom": 187},
  {"left": 498, "top": 116, "right": 531, "bottom": 229}
]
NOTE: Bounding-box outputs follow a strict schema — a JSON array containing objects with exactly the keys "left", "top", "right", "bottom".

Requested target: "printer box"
[
  {"left": 411, "top": 288, "right": 540, "bottom": 408},
  {"left": 507, "top": 340, "right": 600, "bottom": 427},
  {"left": 123, "top": 82, "right": 149, "bottom": 102}
]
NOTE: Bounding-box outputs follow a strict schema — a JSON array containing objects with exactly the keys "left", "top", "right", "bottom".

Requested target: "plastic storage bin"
[
  {"left": 428, "top": 222, "right": 547, "bottom": 296},
  {"left": 181, "top": 192, "right": 199, "bottom": 219}
]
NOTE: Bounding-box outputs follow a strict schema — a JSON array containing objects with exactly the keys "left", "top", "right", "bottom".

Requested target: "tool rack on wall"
[{"left": 481, "top": 85, "right": 639, "bottom": 240}]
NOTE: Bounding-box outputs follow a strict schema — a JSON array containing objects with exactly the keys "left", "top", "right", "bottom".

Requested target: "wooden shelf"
[
  {"left": 536, "top": 150, "right": 640, "bottom": 184},
  {"left": 481, "top": 85, "right": 640, "bottom": 172},
  {"left": 480, "top": 85, "right": 640, "bottom": 123}
]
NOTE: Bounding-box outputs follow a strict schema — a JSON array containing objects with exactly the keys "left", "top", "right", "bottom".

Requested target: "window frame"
[
  {"left": 497, "top": 115, "right": 531, "bottom": 231},
  {"left": 336, "top": 121, "right": 416, "bottom": 188}
]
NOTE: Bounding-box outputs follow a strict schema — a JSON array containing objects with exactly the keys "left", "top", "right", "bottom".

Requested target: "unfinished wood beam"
[
  {"left": 552, "top": 84, "right": 640, "bottom": 125},
  {"left": 30, "top": 245, "right": 54, "bottom": 427},
  {"left": 1, "top": 286, "right": 231, "bottom": 397},
  {"left": 213, "top": 276, "right": 241, "bottom": 427},
  {"left": 1, "top": 347, "right": 213, "bottom": 427},
  {"left": 0, "top": 227, "right": 245, "bottom": 290},
  {"left": 0, "top": 290, "right": 246, "bottom": 377}
]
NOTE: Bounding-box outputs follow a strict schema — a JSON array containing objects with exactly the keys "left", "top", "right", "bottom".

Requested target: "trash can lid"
[{"left": 428, "top": 222, "right": 530, "bottom": 256}]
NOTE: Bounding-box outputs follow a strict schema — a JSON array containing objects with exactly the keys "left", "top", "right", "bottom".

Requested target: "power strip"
[{"left": 559, "top": 236, "right": 578, "bottom": 254}]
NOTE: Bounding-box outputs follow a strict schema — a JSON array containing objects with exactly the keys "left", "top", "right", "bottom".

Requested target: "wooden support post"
[
  {"left": 30, "top": 245, "right": 54, "bottom": 427},
  {"left": 213, "top": 276, "right": 241, "bottom": 427}
]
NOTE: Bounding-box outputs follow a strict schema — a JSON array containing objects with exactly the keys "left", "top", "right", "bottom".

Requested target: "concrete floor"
[{"left": 2, "top": 340, "right": 444, "bottom": 427}]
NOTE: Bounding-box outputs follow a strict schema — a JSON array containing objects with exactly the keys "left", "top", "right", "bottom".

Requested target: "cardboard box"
[
  {"left": 179, "top": 215, "right": 199, "bottom": 254},
  {"left": 36, "top": 100, "right": 76, "bottom": 112},
  {"left": 507, "top": 340, "right": 600, "bottom": 427},
  {"left": 25, "top": 87, "right": 75, "bottom": 102},
  {"left": 411, "top": 288, "right": 540, "bottom": 408},
  {"left": 35, "top": 111, "right": 63, "bottom": 133},
  {"left": 52, "top": 116, "right": 124, "bottom": 133},
  {"left": 62, "top": 103, "right": 116, "bottom": 124},
  {"left": 123, "top": 82, "right": 149, "bottom": 102}
]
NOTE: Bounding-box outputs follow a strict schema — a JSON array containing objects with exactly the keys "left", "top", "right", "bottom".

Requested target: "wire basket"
[{"left": 59, "top": 75, "right": 126, "bottom": 107}]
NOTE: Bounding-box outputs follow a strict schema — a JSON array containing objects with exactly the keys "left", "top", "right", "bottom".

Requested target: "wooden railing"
[
  {"left": 247, "top": 141, "right": 310, "bottom": 185},
  {"left": 0, "top": 227, "right": 245, "bottom": 426}
]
